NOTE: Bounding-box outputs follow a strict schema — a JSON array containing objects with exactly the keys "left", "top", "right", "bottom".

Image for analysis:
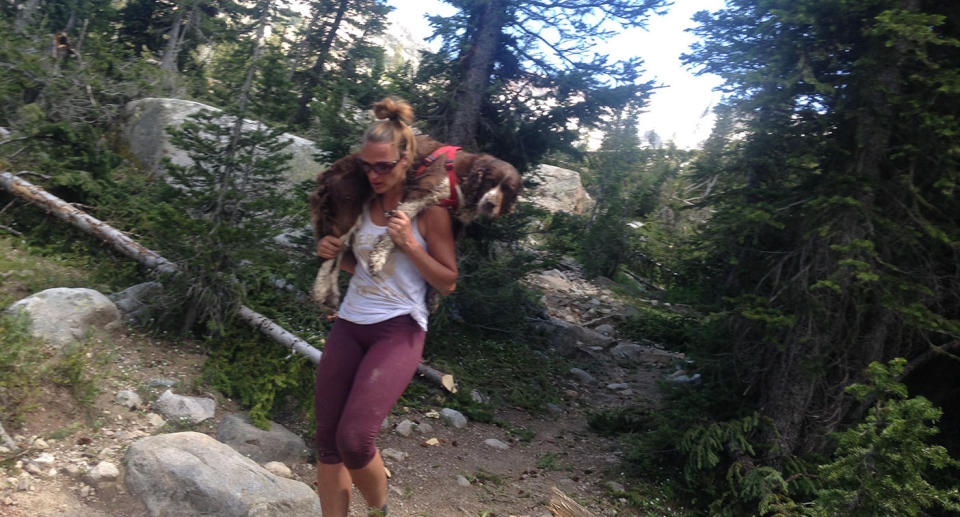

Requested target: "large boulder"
[
  {"left": 522, "top": 164, "right": 594, "bottom": 215},
  {"left": 217, "top": 413, "right": 308, "bottom": 465},
  {"left": 6, "top": 288, "right": 120, "bottom": 348},
  {"left": 122, "top": 98, "right": 324, "bottom": 186},
  {"left": 110, "top": 281, "right": 163, "bottom": 325},
  {"left": 124, "top": 432, "right": 322, "bottom": 517}
]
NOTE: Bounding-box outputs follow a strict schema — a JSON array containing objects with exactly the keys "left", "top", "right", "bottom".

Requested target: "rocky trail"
[{"left": 1, "top": 243, "right": 692, "bottom": 517}]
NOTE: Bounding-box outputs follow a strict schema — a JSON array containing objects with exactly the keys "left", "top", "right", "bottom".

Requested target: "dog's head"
[{"left": 467, "top": 155, "right": 522, "bottom": 218}]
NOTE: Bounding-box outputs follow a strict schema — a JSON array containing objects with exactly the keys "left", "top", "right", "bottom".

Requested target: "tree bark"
[
  {"left": 290, "top": 0, "right": 350, "bottom": 128},
  {"left": 15, "top": 0, "right": 42, "bottom": 32},
  {"left": 447, "top": 0, "right": 504, "bottom": 148},
  {"left": 0, "top": 172, "right": 457, "bottom": 392}
]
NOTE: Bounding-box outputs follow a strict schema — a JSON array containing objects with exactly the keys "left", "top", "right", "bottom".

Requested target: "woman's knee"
[{"left": 335, "top": 428, "right": 376, "bottom": 470}]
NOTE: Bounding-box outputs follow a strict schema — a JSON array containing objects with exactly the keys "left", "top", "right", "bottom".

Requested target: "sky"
[{"left": 385, "top": 0, "right": 727, "bottom": 149}]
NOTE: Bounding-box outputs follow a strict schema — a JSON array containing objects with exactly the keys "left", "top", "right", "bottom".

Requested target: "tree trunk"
[
  {"left": 15, "top": 0, "right": 42, "bottom": 32},
  {"left": 160, "top": 1, "right": 186, "bottom": 94},
  {"left": 0, "top": 172, "right": 457, "bottom": 392},
  {"left": 447, "top": 0, "right": 504, "bottom": 148},
  {"left": 290, "top": 0, "right": 350, "bottom": 128}
]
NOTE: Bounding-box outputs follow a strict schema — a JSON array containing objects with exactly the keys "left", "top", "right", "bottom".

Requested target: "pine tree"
[
  {"left": 412, "top": 0, "right": 666, "bottom": 168},
  {"left": 682, "top": 0, "right": 960, "bottom": 467}
]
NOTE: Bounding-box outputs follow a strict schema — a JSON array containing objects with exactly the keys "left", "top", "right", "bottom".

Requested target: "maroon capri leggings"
[{"left": 314, "top": 315, "right": 425, "bottom": 469}]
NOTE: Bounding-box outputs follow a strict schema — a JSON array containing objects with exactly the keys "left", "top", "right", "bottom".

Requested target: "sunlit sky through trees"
[{"left": 386, "top": 0, "right": 725, "bottom": 149}]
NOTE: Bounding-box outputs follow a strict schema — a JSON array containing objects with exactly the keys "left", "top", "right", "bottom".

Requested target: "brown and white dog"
[{"left": 308, "top": 135, "right": 522, "bottom": 311}]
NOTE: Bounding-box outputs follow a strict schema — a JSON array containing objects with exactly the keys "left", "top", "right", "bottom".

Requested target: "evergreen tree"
[
  {"left": 680, "top": 0, "right": 960, "bottom": 477},
  {"left": 413, "top": 0, "right": 667, "bottom": 168}
]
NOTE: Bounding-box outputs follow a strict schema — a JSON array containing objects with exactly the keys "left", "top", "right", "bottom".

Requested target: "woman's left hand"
[{"left": 386, "top": 210, "right": 418, "bottom": 252}]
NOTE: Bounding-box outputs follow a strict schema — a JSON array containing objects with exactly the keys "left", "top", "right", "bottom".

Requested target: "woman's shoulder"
[{"left": 417, "top": 205, "right": 452, "bottom": 236}]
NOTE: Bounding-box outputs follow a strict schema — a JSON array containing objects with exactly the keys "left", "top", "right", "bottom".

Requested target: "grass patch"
[
  {"left": 49, "top": 336, "right": 113, "bottom": 413},
  {"left": 0, "top": 311, "right": 47, "bottom": 424}
]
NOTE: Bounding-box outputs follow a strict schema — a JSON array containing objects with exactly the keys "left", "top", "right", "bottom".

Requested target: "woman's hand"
[
  {"left": 386, "top": 210, "right": 419, "bottom": 252},
  {"left": 316, "top": 235, "right": 343, "bottom": 259}
]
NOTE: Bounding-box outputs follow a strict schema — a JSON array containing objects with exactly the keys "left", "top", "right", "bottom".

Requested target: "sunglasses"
[{"left": 357, "top": 157, "right": 402, "bottom": 175}]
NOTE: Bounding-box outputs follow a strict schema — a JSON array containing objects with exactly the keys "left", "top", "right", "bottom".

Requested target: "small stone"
[
  {"left": 440, "top": 408, "right": 467, "bottom": 429},
  {"left": 381, "top": 448, "right": 408, "bottom": 462},
  {"left": 606, "top": 383, "right": 629, "bottom": 390},
  {"left": 32, "top": 438, "right": 49, "bottom": 449},
  {"left": 64, "top": 464, "right": 82, "bottom": 478},
  {"left": 421, "top": 438, "right": 440, "bottom": 447},
  {"left": 389, "top": 486, "right": 404, "bottom": 497},
  {"left": 416, "top": 422, "right": 433, "bottom": 434},
  {"left": 79, "top": 485, "right": 91, "bottom": 497},
  {"left": 395, "top": 419, "right": 415, "bottom": 437},
  {"left": 470, "top": 389, "right": 489, "bottom": 404},
  {"left": 146, "top": 378, "right": 177, "bottom": 388},
  {"left": 594, "top": 324, "right": 615, "bottom": 336},
  {"left": 0, "top": 446, "right": 10, "bottom": 454},
  {"left": 424, "top": 410, "right": 440, "bottom": 419},
  {"left": 22, "top": 463, "right": 42, "bottom": 476},
  {"left": 3, "top": 496, "right": 12, "bottom": 505},
  {"left": 563, "top": 389, "right": 579, "bottom": 398},
  {"left": 262, "top": 461, "right": 292, "bottom": 478},
  {"left": 17, "top": 473, "right": 30, "bottom": 491},
  {"left": 569, "top": 367, "right": 597, "bottom": 385},
  {"left": 146, "top": 413, "right": 166, "bottom": 427},
  {"left": 33, "top": 453, "right": 55, "bottom": 466},
  {"left": 115, "top": 390, "right": 142, "bottom": 410},
  {"left": 456, "top": 475, "right": 471, "bottom": 487},
  {"left": 84, "top": 461, "right": 119, "bottom": 486},
  {"left": 618, "top": 389, "right": 634, "bottom": 396},
  {"left": 381, "top": 417, "right": 390, "bottom": 430},
  {"left": 44, "top": 468, "right": 57, "bottom": 478},
  {"left": 483, "top": 438, "right": 509, "bottom": 450},
  {"left": 545, "top": 403, "right": 564, "bottom": 415},
  {"left": 605, "top": 481, "right": 625, "bottom": 493}
]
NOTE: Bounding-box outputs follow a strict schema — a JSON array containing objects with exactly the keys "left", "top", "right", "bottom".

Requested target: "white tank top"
[{"left": 337, "top": 204, "right": 429, "bottom": 330}]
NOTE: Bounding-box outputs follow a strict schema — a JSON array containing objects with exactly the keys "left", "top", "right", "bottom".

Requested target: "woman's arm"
[{"left": 386, "top": 206, "right": 458, "bottom": 295}]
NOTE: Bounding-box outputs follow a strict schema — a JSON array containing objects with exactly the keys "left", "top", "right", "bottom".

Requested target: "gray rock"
[
  {"left": 606, "top": 383, "right": 629, "bottom": 390},
  {"left": 483, "top": 438, "right": 510, "bottom": 450},
  {"left": 262, "top": 461, "right": 292, "bottom": 478},
  {"left": 33, "top": 453, "right": 55, "bottom": 466},
  {"left": 594, "top": 323, "right": 615, "bottom": 336},
  {"left": 521, "top": 164, "right": 594, "bottom": 215},
  {"left": 146, "top": 413, "right": 166, "bottom": 427},
  {"left": 415, "top": 422, "right": 433, "bottom": 434},
  {"left": 116, "top": 389, "right": 143, "bottom": 409},
  {"left": 6, "top": 288, "right": 121, "bottom": 348},
  {"left": 123, "top": 98, "right": 324, "bottom": 188},
  {"left": 23, "top": 462, "right": 42, "bottom": 476},
  {"left": 146, "top": 378, "right": 178, "bottom": 388},
  {"left": 545, "top": 403, "right": 564, "bottom": 415},
  {"left": 381, "top": 448, "right": 407, "bottom": 462},
  {"left": 153, "top": 390, "right": 215, "bottom": 424},
  {"left": 456, "top": 475, "right": 471, "bottom": 487},
  {"left": 569, "top": 367, "right": 597, "bottom": 385},
  {"left": 533, "top": 317, "right": 615, "bottom": 355},
  {"left": 84, "top": 461, "right": 119, "bottom": 487},
  {"left": 124, "top": 432, "right": 321, "bottom": 517},
  {"left": 109, "top": 282, "right": 163, "bottom": 324},
  {"left": 610, "top": 343, "right": 645, "bottom": 363},
  {"left": 394, "top": 419, "right": 415, "bottom": 437},
  {"left": 440, "top": 408, "right": 467, "bottom": 429},
  {"left": 605, "top": 481, "right": 625, "bottom": 493},
  {"left": 665, "top": 371, "right": 702, "bottom": 386},
  {"left": 216, "top": 413, "right": 308, "bottom": 465},
  {"left": 469, "top": 389, "right": 489, "bottom": 404}
]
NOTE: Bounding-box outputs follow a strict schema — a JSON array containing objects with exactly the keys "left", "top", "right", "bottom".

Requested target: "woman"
[{"left": 313, "top": 97, "right": 458, "bottom": 517}]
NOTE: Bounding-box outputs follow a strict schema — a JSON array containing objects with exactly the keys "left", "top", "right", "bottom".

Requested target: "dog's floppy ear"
[
  {"left": 309, "top": 154, "right": 371, "bottom": 239},
  {"left": 492, "top": 160, "right": 521, "bottom": 214}
]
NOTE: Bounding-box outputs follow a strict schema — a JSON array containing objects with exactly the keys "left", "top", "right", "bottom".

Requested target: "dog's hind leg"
[
  {"left": 369, "top": 177, "right": 450, "bottom": 278},
  {"left": 311, "top": 214, "right": 362, "bottom": 312}
]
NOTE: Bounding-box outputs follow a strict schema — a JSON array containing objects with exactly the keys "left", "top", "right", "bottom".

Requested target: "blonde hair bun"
[{"left": 373, "top": 97, "right": 414, "bottom": 125}]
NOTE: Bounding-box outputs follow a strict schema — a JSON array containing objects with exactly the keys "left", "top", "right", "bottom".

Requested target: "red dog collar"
[{"left": 414, "top": 145, "right": 461, "bottom": 209}]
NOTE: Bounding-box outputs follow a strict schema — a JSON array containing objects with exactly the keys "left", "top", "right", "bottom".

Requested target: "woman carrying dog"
[{"left": 313, "top": 97, "right": 458, "bottom": 517}]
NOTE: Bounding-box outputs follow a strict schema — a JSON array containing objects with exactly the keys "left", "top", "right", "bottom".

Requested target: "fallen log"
[
  {"left": 0, "top": 171, "right": 457, "bottom": 392},
  {"left": 548, "top": 486, "right": 597, "bottom": 517}
]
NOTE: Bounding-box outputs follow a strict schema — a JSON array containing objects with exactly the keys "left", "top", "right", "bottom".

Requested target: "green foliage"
[
  {"left": 814, "top": 358, "right": 960, "bottom": 516},
  {"left": 587, "top": 407, "right": 651, "bottom": 436},
  {"left": 619, "top": 305, "right": 697, "bottom": 351},
  {"left": 0, "top": 312, "right": 45, "bottom": 424},
  {"left": 202, "top": 330, "right": 315, "bottom": 428},
  {"left": 49, "top": 337, "right": 110, "bottom": 412}
]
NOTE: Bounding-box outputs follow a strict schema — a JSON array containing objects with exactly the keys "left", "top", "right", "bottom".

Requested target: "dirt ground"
[{"left": 0, "top": 320, "right": 683, "bottom": 517}]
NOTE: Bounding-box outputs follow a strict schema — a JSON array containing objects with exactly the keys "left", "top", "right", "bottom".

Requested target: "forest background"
[{"left": 1, "top": 0, "right": 959, "bottom": 515}]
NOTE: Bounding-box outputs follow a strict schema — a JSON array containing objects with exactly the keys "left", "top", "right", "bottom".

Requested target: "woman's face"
[{"left": 358, "top": 140, "right": 407, "bottom": 195}]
